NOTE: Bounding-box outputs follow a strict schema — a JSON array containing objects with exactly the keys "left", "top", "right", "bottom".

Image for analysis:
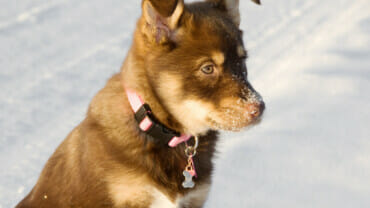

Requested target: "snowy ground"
[{"left": 1, "top": 0, "right": 369, "bottom": 207}]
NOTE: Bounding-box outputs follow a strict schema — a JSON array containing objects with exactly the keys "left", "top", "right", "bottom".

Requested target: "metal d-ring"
[{"left": 185, "top": 136, "right": 199, "bottom": 157}]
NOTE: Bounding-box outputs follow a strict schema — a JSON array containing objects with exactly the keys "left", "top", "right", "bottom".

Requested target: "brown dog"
[{"left": 16, "top": 0, "right": 264, "bottom": 207}]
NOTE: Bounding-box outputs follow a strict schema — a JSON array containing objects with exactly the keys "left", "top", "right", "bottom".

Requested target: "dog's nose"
[{"left": 246, "top": 101, "right": 265, "bottom": 118}]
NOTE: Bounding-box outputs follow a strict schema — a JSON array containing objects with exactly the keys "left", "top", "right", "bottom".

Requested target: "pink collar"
[{"left": 125, "top": 88, "right": 191, "bottom": 147}]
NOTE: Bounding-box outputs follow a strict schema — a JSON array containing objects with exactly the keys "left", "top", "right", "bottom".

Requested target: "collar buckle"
[
  {"left": 125, "top": 87, "right": 191, "bottom": 147},
  {"left": 134, "top": 103, "right": 181, "bottom": 145}
]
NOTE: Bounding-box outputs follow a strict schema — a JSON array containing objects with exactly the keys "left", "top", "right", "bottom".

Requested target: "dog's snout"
[{"left": 246, "top": 101, "right": 265, "bottom": 119}]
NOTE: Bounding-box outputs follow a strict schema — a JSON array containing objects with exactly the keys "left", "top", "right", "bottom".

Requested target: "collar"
[{"left": 125, "top": 88, "right": 192, "bottom": 147}]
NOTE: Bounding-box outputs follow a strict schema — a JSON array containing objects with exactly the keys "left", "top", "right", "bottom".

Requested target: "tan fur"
[
  {"left": 237, "top": 44, "right": 246, "bottom": 58},
  {"left": 107, "top": 172, "right": 153, "bottom": 207},
  {"left": 212, "top": 51, "right": 225, "bottom": 66}
]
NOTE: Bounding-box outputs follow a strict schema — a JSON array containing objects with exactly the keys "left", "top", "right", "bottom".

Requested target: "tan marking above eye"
[
  {"left": 237, "top": 45, "right": 246, "bottom": 58},
  {"left": 212, "top": 52, "right": 225, "bottom": 66}
]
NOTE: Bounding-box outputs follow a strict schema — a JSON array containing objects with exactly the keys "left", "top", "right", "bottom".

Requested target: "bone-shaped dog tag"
[
  {"left": 182, "top": 144, "right": 197, "bottom": 189},
  {"left": 182, "top": 170, "right": 195, "bottom": 188}
]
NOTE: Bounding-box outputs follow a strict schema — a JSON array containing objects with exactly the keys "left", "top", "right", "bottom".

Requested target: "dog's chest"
[
  {"left": 150, "top": 183, "right": 210, "bottom": 208},
  {"left": 109, "top": 181, "right": 210, "bottom": 208}
]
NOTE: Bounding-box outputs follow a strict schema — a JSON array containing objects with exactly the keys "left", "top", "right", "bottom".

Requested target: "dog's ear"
[
  {"left": 207, "top": 0, "right": 261, "bottom": 26},
  {"left": 142, "top": 0, "right": 184, "bottom": 44}
]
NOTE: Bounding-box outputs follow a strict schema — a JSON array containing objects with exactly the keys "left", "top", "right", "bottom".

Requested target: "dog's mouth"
[
  {"left": 206, "top": 104, "right": 264, "bottom": 131},
  {"left": 206, "top": 116, "right": 263, "bottom": 132}
]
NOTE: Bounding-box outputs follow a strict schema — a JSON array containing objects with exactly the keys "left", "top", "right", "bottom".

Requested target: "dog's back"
[{"left": 16, "top": 76, "right": 125, "bottom": 208}]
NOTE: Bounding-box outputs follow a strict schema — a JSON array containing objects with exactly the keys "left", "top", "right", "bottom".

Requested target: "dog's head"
[{"left": 136, "top": 0, "right": 264, "bottom": 135}]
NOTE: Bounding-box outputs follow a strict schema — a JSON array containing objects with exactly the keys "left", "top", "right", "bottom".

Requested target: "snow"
[{"left": 1, "top": 0, "right": 369, "bottom": 207}]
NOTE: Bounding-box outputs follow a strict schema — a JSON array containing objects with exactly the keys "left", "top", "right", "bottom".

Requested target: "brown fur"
[{"left": 16, "top": 0, "right": 263, "bottom": 207}]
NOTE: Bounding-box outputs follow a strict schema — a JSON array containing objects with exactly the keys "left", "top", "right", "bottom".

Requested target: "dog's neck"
[{"left": 120, "top": 49, "right": 184, "bottom": 135}]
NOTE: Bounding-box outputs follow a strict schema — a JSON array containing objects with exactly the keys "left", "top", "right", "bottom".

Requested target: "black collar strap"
[
  {"left": 134, "top": 103, "right": 181, "bottom": 146},
  {"left": 125, "top": 87, "right": 192, "bottom": 147}
]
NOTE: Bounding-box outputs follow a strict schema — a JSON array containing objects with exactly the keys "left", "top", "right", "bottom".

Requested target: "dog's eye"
[{"left": 201, "top": 64, "right": 215, "bottom": 74}]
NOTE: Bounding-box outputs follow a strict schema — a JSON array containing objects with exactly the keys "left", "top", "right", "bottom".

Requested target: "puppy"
[{"left": 16, "top": 0, "right": 264, "bottom": 207}]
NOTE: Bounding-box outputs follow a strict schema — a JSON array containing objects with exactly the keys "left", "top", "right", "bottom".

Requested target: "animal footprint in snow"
[{"left": 182, "top": 170, "right": 195, "bottom": 188}]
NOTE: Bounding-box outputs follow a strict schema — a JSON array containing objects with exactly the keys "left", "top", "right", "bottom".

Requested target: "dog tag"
[
  {"left": 182, "top": 157, "right": 196, "bottom": 188},
  {"left": 182, "top": 170, "right": 195, "bottom": 188}
]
